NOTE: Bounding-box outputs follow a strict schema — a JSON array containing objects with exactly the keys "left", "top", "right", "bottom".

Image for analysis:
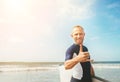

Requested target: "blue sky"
[{"left": 0, "top": 0, "right": 120, "bottom": 62}]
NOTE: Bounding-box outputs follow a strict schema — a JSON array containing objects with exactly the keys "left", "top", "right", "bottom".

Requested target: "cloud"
[
  {"left": 107, "top": 2, "right": 120, "bottom": 9},
  {"left": 56, "top": 0, "right": 96, "bottom": 20}
]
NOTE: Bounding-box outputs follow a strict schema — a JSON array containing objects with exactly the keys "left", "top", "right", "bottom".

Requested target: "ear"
[{"left": 84, "top": 33, "right": 85, "bottom": 36}]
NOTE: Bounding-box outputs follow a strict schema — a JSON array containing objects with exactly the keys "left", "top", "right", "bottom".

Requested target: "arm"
[
  {"left": 64, "top": 44, "right": 90, "bottom": 70},
  {"left": 91, "top": 64, "right": 95, "bottom": 76},
  {"left": 64, "top": 55, "right": 81, "bottom": 70},
  {"left": 64, "top": 53, "right": 90, "bottom": 70}
]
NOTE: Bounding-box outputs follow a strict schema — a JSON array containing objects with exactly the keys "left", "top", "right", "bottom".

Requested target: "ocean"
[
  {"left": 0, "top": 62, "right": 120, "bottom": 82},
  {"left": 93, "top": 62, "right": 120, "bottom": 82}
]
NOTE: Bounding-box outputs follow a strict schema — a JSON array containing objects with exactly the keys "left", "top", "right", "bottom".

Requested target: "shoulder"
[
  {"left": 65, "top": 44, "right": 77, "bottom": 54},
  {"left": 67, "top": 44, "right": 79, "bottom": 51}
]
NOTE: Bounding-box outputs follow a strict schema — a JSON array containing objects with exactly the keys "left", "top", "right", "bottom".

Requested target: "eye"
[
  {"left": 74, "top": 33, "right": 78, "bottom": 36},
  {"left": 79, "top": 33, "right": 83, "bottom": 35}
]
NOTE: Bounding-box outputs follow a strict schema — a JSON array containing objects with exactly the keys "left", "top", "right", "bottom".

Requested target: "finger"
[
  {"left": 84, "top": 52, "right": 89, "bottom": 54},
  {"left": 82, "top": 52, "right": 89, "bottom": 57},
  {"left": 84, "top": 52, "right": 89, "bottom": 55},
  {"left": 86, "top": 59, "right": 93, "bottom": 62},
  {"left": 80, "top": 44, "right": 83, "bottom": 52},
  {"left": 86, "top": 59, "right": 91, "bottom": 62},
  {"left": 84, "top": 55, "right": 89, "bottom": 58},
  {"left": 90, "top": 59, "right": 94, "bottom": 63}
]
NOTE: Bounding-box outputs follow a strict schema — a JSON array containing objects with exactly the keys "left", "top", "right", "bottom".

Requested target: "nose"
[{"left": 77, "top": 34, "right": 80, "bottom": 38}]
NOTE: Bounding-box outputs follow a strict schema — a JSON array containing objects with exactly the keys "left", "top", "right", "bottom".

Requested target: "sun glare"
[{"left": 4, "top": 0, "right": 26, "bottom": 12}]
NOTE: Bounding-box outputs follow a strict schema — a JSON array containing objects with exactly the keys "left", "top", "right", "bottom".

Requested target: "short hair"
[
  {"left": 71, "top": 25, "right": 84, "bottom": 35},
  {"left": 73, "top": 25, "right": 84, "bottom": 30}
]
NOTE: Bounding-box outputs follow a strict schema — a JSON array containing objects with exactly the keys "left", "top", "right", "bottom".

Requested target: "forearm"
[{"left": 64, "top": 56, "right": 80, "bottom": 70}]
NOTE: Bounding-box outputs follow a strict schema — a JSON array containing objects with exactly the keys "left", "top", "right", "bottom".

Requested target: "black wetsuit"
[{"left": 65, "top": 44, "right": 92, "bottom": 82}]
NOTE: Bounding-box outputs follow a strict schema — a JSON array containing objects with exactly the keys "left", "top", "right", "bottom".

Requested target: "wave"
[
  {"left": 1, "top": 63, "right": 120, "bottom": 72},
  {"left": 92, "top": 64, "right": 120, "bottom": 69},
  {"left": 0, "top": 66, "right": 58, "bottom": 72}
]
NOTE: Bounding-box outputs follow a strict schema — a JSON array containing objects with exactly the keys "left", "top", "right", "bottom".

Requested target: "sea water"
[
  {"left": 93, "top": 63, "right": 120, "bottom": 82},
  {"left": 0, "top": 62, "right": 120, "bottom": 82},
  {"left": 0, "top": 63, "right": 60, "bottom": 82}
]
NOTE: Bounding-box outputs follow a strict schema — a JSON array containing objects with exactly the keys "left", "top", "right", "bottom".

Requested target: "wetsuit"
[{"left": 65, "top": 44, "right": 92, "bottom": 82}]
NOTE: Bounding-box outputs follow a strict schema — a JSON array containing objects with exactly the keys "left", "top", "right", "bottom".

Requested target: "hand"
[{"left": 77, "top": 44, "right": 91, "bottom": 62}]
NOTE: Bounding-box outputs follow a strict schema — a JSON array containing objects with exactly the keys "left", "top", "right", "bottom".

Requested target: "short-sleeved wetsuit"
[{"left": 65, "top": 44, "right": 92, "bottom": 82}]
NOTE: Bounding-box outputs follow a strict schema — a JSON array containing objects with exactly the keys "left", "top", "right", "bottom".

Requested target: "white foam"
[
  {"left": 0, "top": 66, "right": 57, "bottom": 72},
  {"left": 93, "top": 64, "right": 120, "bottom": 69}
]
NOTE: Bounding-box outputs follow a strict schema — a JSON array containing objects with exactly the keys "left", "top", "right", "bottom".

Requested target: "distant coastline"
[
  {"left": 0, "top": 62, "right": 63, "bottom": 65},
  {"left": 0, "top": 61, "right": 120, "bottom": 65}
]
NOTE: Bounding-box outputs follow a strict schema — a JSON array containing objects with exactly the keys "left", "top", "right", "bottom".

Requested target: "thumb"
[{"left": 80, "top": 44, "right": 83, "bottom": 52}]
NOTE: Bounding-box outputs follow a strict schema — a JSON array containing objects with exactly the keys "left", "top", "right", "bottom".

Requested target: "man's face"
[{"left": 71, "top": 28, "right": 85, "bottom": 45}]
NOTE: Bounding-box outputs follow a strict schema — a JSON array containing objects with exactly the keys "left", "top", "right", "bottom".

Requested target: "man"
[{"left": 64, "top": 25, "right": 95, "bottom": 82}]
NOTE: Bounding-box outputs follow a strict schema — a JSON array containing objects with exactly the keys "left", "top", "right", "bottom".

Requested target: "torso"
[{"left": 65, "top": 44, "right": 92, "bottom": 81}]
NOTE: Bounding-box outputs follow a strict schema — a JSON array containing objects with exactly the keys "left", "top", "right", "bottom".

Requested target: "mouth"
[
  {"left": 77, "top": 38, "right": 82, "bottom": 41},
  {"left": 76, "top": 39, "right": 82, "bottom": 43}
]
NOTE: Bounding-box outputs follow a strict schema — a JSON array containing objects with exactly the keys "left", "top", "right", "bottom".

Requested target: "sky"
[{"left": 0, "top": 0, "right": 120, "bottom": 62}]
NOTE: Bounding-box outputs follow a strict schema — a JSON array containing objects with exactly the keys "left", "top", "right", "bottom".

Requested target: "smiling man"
[{"left": 64, "top": 25, "right": 95, "bottom": 82}]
